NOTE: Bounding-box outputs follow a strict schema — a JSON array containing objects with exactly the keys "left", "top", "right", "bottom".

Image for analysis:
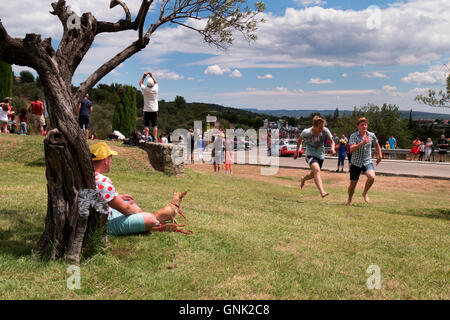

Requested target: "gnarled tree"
[{"left": 0, "top": 0, "right": 265, "bottom": 263}]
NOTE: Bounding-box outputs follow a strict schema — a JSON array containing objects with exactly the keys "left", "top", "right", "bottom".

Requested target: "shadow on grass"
[
  {"left": 25, "top": 158, "right": 46, "bottom": 167},
  {"left": 389, "top": 208, "right": 450, "bottom": 221},
  {"left": 0, "top": 209, "right": 42, "bottom": 258},
  {"left": 275, "top": 176, "right": 297, "bottom": 181}
]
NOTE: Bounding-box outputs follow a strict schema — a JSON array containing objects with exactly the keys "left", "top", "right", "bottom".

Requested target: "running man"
[
  {"left": 294, "top": 115, "right": 336, "bottom": 198},
  {"left": 347, "top": 117, "right": 383, "bottom": 206}
]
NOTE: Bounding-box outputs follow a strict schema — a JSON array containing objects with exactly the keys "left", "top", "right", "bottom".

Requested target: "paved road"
[{"left": 224, "top": 150, "right": 450, "bottom": 179}]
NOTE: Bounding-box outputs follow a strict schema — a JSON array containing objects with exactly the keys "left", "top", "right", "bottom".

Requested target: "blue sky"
[{"left": 2, "top": 0, "right": 450, "bottom": 114}]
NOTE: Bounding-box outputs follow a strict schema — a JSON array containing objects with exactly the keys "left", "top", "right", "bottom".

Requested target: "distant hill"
[{"left": 243, "top": 108, "right": 450, "bottom": 120}]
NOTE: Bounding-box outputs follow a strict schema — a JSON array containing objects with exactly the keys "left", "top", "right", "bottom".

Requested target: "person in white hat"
[{"left": 139, "top": 72, "right": 159, "bottom": 142}]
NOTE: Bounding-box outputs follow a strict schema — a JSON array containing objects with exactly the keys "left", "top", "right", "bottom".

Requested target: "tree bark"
[{"left": 36, "top": 76, "right": 107, "bottom": 263}]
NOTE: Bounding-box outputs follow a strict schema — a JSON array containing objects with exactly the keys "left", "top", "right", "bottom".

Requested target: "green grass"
[{"left": 0, "top": 134, "right": 449, "bottom": 299}]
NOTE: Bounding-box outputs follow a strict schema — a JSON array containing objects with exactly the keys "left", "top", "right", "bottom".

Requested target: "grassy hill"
[{"left": 0, "top": 134, "right": 449, "bottom": 299}]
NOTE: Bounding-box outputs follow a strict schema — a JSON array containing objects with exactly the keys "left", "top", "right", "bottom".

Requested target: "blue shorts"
[
  {"left": 108, "top": 208, "right": 146, "bottom": 236},
  {"left": 350, "top": 162, "right": 375, "bottom": 181}
]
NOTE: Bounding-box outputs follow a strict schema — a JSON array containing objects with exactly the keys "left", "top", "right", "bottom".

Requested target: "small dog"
[{"left": 154, "top": 190, "right": 187, "bottom": 225}]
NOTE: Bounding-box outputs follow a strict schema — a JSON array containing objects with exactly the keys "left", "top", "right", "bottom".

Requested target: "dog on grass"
[{"left": 154, "top": 190, "right": 187, "bottom": 225}]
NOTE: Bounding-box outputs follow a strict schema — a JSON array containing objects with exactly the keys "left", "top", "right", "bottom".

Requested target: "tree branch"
[
  {"left": 0, "top": 21, "right": 56, "bottom": 73},
  {"left": 96, "top": 0, "right": 153, "bottom": 35},
  {"left": 75, "top": 39, "right": 148, "bottom": 103},
  {"left": 109, "top": 0, "right": 132, "bottom": 22}
]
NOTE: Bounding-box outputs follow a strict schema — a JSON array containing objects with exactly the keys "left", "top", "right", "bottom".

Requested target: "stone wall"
[{"left": 139, "top": 142, "right": 184, "bottom": 177}]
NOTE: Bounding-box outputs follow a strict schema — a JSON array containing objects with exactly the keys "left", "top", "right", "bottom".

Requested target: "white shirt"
[
  {"left": 0, "top": 108, "right": 8, "bottom": 122},
  {"left": 140, "top": 83, "right": 159, "bottom": 112}
]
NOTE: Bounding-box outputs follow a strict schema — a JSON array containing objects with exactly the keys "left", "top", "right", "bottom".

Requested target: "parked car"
[{"left": 271, "top": 139, "right": 303, "bottom": 157}]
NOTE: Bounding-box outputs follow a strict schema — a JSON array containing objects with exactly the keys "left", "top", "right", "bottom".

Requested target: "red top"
[
  {"left": 30, "top": 100, "right": 44, "bottom": 116},
  {"left": 7, "top": 105, "right": 12, "bottom": 119},
  {"left": 19, "top": 114, "right": 28, "bottom": 123}
]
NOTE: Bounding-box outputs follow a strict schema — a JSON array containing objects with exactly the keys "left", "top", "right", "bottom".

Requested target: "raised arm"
[
  {"left": 149, "top": 72, "right": 157, "bottom": 85},
  {"left": 139, "top": 72, "right": 147, "bottom": 87}
]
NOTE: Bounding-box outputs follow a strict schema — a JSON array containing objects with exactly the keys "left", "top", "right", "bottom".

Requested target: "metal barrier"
[{"left": 324, "top": 147, "right": 448, "bottom": 162}]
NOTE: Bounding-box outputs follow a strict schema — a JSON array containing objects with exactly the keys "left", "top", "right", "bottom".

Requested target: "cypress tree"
[
  {"left": 112, "top": 86, "right": 137, "bottom": 137},
  {"left": 0, "top": 59, "right": 13, "bottom": 100}
]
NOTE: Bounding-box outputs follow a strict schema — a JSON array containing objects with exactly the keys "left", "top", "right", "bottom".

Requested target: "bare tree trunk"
[{"left": 36, "top": 79, "right": 106, "bottom": 263}]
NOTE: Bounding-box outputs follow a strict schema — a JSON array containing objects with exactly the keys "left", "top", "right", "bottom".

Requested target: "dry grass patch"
[{"left": 186, "top": 163, "right": 450, "bottom": 194}]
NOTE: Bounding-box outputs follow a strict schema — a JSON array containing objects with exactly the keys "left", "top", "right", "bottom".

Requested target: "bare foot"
[
  {"left": 321, "top": 192, "right": 329, "bottom": 198},
  {"left": 362, "top": 193, "right": 370, "bottom": 203},
  {"left": 300, "top": 176, "right": 306, "bottom": 189}
]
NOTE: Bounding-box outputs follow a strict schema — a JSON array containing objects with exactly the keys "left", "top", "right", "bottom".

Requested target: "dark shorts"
[
  {"left": 347, "top": 153, "right": 352, "bottom": 163},
  {"left": 438, "top": 150, "right": 447, "bottom": 155},
  {"left": 144, "top": 111, "right": 158, "bottom": 128},
  {"left": 79, "top": 116, "right": 90, "bottom": 129},
  {"left": 350, "top": 163, "right": 375, "bottom": 181},
  {"left": 305, "top": 155, "right": 324, "bottom": 169}
]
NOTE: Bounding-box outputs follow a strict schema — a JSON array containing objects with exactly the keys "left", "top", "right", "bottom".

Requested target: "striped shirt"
[{"left": 349, "top": 131, "right": 378, "bottom": 167}]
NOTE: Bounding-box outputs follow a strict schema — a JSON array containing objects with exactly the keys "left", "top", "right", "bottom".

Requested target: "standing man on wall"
[
  {"left": 78, "top": 93, "right": 93, "bottom": 139},
  {"left": 139, "top": 72, "right": 159, "bottom": 142}
]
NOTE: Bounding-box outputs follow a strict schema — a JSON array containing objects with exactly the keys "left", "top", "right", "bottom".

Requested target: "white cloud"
[
  {"left": 294, "top": 0, "right": 327, "bottom": 7},
  {"left": 229, "top": 69, "right": 243, "bottom": 78},
  {"left": 342, "top": 73, "right": 348, "bottom": 78},
  {"left": 12, "top": 65, "right": 37, "bottom": 76},
  {"left": 178, "top": 1, "right": 450, "bottom": 69},
  {"left": 4, "top": 0, "right": 450, "bottom": 75},
  {"left": 0, "top": 0, "right": 144, "bottom": 39},
  {"left": 409, "top": 87, "right": 431, "bottom": 94},
  {"left": 257, "top": 74, "right": 273, "bottom": 80},
  {"left": 187, "top": 77, "right": 195, "bottom": 81},
  {"left": 382, "top": 85, "right": 397, "bottom": 91},
  {"left": 153, "top": 69, "right": 184, "bottom": 80},
  {"left": 363, "top": 72, "right": 389, "bottom": 79},
  {"left": 401, "top": 63, "right": 449, "bottom": 85},
  {"left": 308, "top": 78, "right": 333, "bottom": 84},
  {"left": 204, "top": 65, "right": 230, "bottom": 76}
]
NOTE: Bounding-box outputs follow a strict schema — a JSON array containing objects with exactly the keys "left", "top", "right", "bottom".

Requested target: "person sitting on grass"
[{"left": 90, "top": 142, "right": 178, "bottom": 236}]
